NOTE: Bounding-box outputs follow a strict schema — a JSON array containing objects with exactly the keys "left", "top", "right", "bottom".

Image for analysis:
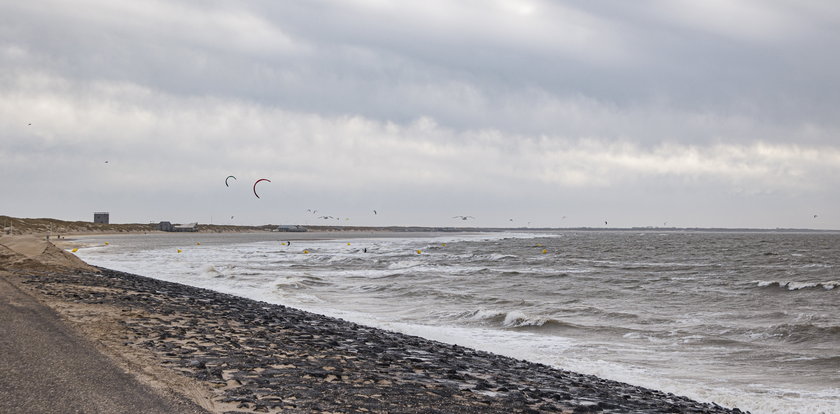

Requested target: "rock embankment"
[{"left": 7, "top": 262, "right": 746, "bottom": 414}]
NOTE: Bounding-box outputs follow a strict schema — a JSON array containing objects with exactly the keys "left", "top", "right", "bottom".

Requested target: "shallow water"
[{"left": 74, "top": 231, "right": 840, "bottom": 413}]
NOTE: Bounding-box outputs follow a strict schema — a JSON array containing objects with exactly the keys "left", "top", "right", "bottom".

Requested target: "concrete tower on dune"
[{"left": 93, "top": 212, "right": 109, "bottom": 224}]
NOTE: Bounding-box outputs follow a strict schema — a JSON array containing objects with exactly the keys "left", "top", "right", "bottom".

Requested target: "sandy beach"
[{"left": 0, "top": 235, "right": 744, "bottom": 413}]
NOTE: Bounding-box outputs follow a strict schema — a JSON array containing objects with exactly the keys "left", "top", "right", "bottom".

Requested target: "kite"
[
  {"left": 225, "top": 175, "right": 237, "bottom": 187},
  {"left": 253, "top": 178, "right": 270, "bottom": 198}
]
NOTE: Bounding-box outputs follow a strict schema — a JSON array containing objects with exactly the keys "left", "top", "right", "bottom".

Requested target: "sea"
[{"left": 72, "top": 230, "right": 840, "bottom": 414}]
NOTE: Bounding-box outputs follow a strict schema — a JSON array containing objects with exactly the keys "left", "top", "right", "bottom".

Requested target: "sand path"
[
  {"left": 0, "top": 236, "right": 206, "bottom": 413},
  {"left": 0, "top": 275, "right": 206, "bottom": 413}
]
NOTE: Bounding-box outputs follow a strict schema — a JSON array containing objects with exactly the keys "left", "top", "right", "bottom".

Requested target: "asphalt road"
[{"left": 0, "top": 275, "right": 206, "bottom": 414}]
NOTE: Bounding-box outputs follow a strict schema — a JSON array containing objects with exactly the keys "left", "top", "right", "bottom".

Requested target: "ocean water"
[{"left": 73, "top": 231, "right": 840, "bottom": 413}]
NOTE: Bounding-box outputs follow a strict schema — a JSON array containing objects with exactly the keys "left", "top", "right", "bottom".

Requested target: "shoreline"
[
  {"left": 0, "top": 239, "right": 744, "bottom": 413},
  {"left": 50, "top": 230, "right": 480, "bottom": 251},
  {"left": 3, "top": 215, "right": 837, "bottom": 238}
]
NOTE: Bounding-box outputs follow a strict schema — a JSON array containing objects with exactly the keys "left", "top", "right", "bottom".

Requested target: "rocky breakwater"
[{"left": 7, "top": 256, "right": 746, "bottom": 413}]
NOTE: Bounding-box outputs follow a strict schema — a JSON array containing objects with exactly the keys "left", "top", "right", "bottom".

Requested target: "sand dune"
[{"left": 0, "top": 236, "right": 98, "bottom": 273}]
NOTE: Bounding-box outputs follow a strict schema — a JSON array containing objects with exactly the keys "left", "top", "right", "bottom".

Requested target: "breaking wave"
[
  {"left": 459, "top": 309, "right": 574, "bottom": 329},
  {"left": 761, "top": 323, "right": 840, "bottom": 344},
  {"left": 755, "top": 280, "right": 839, "bottom": 291}
]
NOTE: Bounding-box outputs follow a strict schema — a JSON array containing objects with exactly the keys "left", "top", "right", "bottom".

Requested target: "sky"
[{"left": 2, "top": 0, "right": 839, "bottom": 229}]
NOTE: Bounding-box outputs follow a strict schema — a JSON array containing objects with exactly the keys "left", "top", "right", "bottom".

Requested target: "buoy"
[
  {"left": 303, "top": 250, "right": 309, "bottom": 254},
  {"left": 196, "top": 242, "right": 201, "bottom": 245},
  {"left": 71, "top": 248, "right": 78, "bottom": 253},
  {"left": 442, "top": 243, "right": 447, "bottom": 247},
  {"left": 416, "top": 250, "right": 422, "bottom": 254},
  {"left": 177, "top": 249, "right": 183, "bottom": 253},
  {"left": 542, "top": 249, "right": 548, "bottom": 254},
  {"left": 347, "top": 242, "right": 351, "bottom": 246},
  {"left": 104, "top": 242, "right": 109, "bottom": 246}
]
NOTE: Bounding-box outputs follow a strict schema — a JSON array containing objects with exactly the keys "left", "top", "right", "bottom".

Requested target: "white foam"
[
  {"left": 755, "top": 280, "right": 840, "bottom": 291},
  {"left": 502, "top": 310, "right": 551, "bottom": 327}
]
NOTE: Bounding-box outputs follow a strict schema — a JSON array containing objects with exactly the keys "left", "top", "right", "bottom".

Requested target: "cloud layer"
[{"left": 1, "top": 1, "right": 838, "bottom": 228}]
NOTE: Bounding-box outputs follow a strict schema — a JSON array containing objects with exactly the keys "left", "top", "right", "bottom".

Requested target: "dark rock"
[{"left": 16, "top": 267, "right": 745, "bottom": 414}]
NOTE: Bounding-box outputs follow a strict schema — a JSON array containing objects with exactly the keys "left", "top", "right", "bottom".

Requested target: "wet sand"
[{"left": 0, "top": 237, "right": 745, "bottom": 413}]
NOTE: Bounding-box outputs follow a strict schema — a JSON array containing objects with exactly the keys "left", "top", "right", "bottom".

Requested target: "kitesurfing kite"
[
  {"left": 253, "top": 178, "right": 270, "bottom": 198},
  {"left": 225, "top": 175, "right": 237, "bottom": 187}
]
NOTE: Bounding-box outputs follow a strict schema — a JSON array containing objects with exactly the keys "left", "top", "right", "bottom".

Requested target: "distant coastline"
[{"left": 2, "top": 214, "right": 836, "bottom": 236}]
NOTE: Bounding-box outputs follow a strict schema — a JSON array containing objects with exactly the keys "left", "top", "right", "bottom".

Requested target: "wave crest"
[
  {"left": 755, "top": 280, "right": 839, "bottom": 291},
  {"left": 461, "top": 309, "right": 568, "bottom": 329}
]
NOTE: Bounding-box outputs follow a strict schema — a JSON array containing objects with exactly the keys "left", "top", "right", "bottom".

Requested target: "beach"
[{"left": 0, "top": 234, "right": 743, "bottom": 413}]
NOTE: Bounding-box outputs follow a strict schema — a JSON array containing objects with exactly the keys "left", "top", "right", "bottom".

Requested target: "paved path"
[{"left": 0, "top": 274, "right": 206, "bottom": 414}]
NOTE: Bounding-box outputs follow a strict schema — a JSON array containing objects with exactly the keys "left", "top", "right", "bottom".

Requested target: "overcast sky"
[{"left": 2, "top": 0, "right": 838, "bottom": 228}]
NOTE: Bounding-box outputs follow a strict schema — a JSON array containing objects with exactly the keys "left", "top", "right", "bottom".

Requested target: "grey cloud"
[
  {"left": 4, "top": 0, "right": 840, "bottom": 142},
  {"left": 2, "top": 1, "right": 839, "bottom": 228}
]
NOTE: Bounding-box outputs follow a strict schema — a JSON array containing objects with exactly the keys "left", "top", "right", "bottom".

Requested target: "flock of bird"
[{"left": 223, "top": 174, "right": 823, "bottom": 227}]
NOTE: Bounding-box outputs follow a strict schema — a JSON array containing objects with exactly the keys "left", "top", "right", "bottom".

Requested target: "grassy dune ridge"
[
  {"left": 0, "top": 216, "right": 268, "bottom": 235},
  {"left": 0, "top": 215, "right": 475, "bottom": 236}
]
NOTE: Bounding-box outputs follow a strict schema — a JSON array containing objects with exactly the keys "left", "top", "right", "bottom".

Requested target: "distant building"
[
  {"left": 159, "top": 221, "right": 198, "bottom": 232},
  {"left": 173, "top": 223, "right": 198, "bottom": 232},
  {"left": 275, "top": 225, "right": 307, "bottom": 232},
  {"left": 94, "top": 212, "right": 109, "bottom": 224}
]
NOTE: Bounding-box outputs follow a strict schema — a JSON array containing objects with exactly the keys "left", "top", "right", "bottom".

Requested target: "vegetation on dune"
[{"left": 0, "top": 216, "right": 264, "bottom": 235}]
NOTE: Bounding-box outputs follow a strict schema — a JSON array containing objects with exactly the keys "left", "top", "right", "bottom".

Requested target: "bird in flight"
[{"left": 453, "top": 215, "right": 475, "bottom": 221}]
